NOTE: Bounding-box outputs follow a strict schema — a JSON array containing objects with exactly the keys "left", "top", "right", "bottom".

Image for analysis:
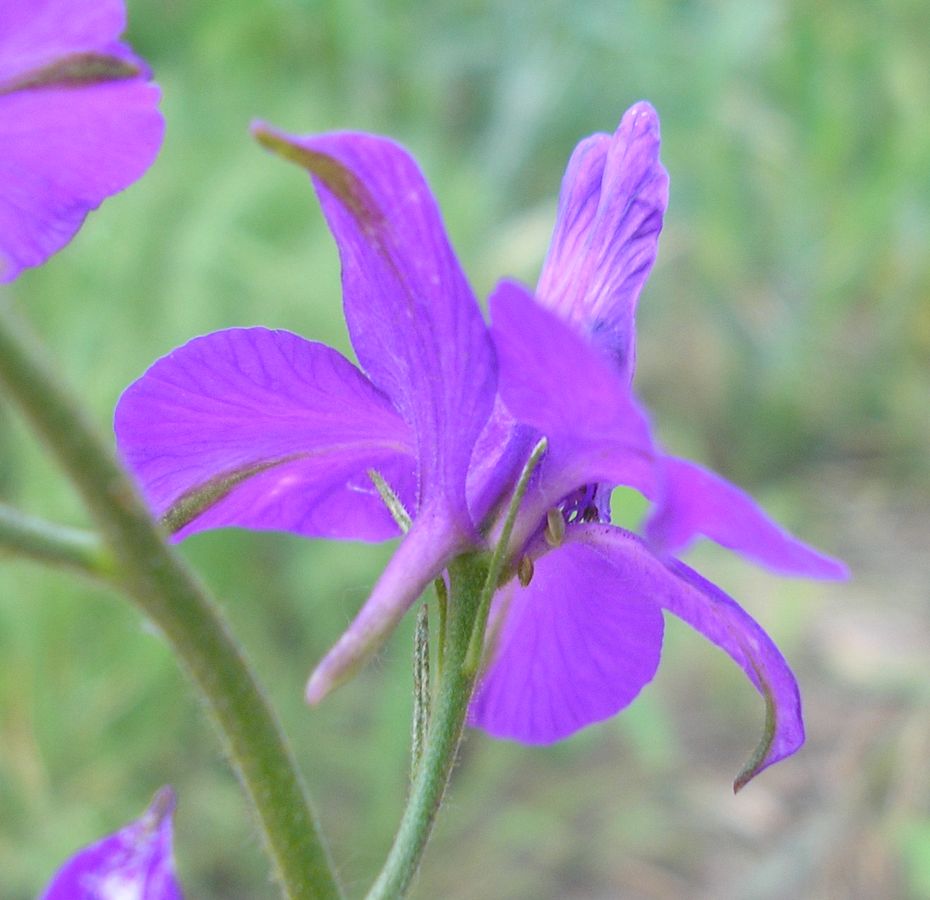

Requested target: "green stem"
[
  {"left": 366, "top": 554, "right": 488, "bottom": 900},
  {"left": 0, "top": 300, "right": 342, "bottom": 900},
  {"left": 0, "top": 502, "right": 114, "bottom": 579}
]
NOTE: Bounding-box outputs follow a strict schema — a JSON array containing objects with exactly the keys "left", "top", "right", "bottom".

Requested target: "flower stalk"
[
  {"left": 366, "top": 552, "right": 488, "bottom": 900},
  {"left": 0, "top": 298, "right": 342, "bottom": 900}
]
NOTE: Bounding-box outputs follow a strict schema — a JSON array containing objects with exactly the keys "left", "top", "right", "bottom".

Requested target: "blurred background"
[{"left": 2, "top": 0, "right": 928, "bottom": 896}]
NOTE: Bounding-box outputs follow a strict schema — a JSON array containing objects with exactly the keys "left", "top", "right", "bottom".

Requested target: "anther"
[
  {"left": 517, "top": 554, "right": 535, "bottom": 587},
  {"left": 544, "top": 508, "right": 565, "bottom": 547}
]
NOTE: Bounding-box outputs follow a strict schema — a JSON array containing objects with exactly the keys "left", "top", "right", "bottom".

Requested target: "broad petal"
[
  {"left": 489, "top": 279, "right": 655, "bottom": 502},
  {"left": 252, "top": 124, "right": 496, "bottom": 533},
  {"left": 306, "top": 508, "right": 465, "bottom": 703},
  {"left": 41, "top": 786, "right": 183, "bottom": 900},
  {"left": 0, "top": 2, "right": 163, "bottom": 282},
  {"left": 536, "top": 102, "right": 668, "bottom": 380},
  {"left": 115, "top": 328, "right": 416, "bottom": 542},
  {"left": 469, "top": 539, "right": 664, "bottom": 743},
  {"left": 577, "top": 524, "right": 805, "bottom": 789},
  {"left": 645, "top": 456, "right": 849, "bottom": 579}
]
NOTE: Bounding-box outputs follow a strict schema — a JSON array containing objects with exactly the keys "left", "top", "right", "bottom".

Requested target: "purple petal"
[
  {"left": 489, "top": 279, "right": 655, "bottom": 502},
  {"left": 577, "top": 524, "right": 806, "bottom": 789},
  {"left": 0, "top": 1, "right": 127, "bottom": 79},
  {"left": 115, "top": 328, "right": 417, "bottom": 542},
  {"left": 465, "top": 399, "right": 535, "bottom": 529},
  {"left": 469, "top": 538, "right": 664, "bottom": 743},
  {"left": 41, "top": 786, "right": 183, "bottom": 900},
  {"left": 536, "top": 102, "right": 668, "bottom": 380},
  {"left": 0, "top": 0, "right": 163, "bottom": 282},
  {"left": 307, "top": 508, "right": 465, "bottom": 703},
  {"left": 252, "top": 124, "right": 496, "bottom": 535},
  {"left": 645, "top": 456, "right": 849, "bottom": 579}
]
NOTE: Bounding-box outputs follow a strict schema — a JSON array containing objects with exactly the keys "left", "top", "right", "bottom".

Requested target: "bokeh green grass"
[{"left": 2, "top": 0, "right": 929, "bottom": 896}]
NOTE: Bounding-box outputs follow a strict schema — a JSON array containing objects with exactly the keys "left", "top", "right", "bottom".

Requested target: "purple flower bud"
[{"left": 41, "top": 786, "right": 183, "bottom": 900}]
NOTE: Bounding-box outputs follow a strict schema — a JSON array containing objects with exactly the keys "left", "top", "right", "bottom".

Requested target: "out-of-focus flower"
[
  {"left": 0, "top": 0, "right": 163, "bottom": 282},
  {"left": 41, "top": 786, "right": 183, "bottom": 899},
  {"left": 115, "top": 105, "right": 846, "bottom": 787}
]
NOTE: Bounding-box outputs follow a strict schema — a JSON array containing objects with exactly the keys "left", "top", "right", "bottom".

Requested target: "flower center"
[{"left": 558, "top": 483, "right": 611, "bottom": 525}]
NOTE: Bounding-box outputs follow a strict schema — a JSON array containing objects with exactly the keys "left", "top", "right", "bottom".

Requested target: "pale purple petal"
[
  {"left": 489, "top": 278, "right": 655, "bottom": 502},
  {"left": 536, "top": 102, "right": 668, "bottom": 379},
  {"left": 306, "top": 508, "right": 466, "bottom": 703},
  {"left": 577, "top": 524, "right": 805, "bottom": 789},
  {"left": 115, "top": 328, "right": 416, "bottom": 542},
  {"left": 252, "top": 124, "right": 496, "bottom": 534},
  {"left": 0, "top": 0, "right": 163, "bottom": 282},
  {"left": 645, "top": 456, "right": 849, "bottom": 579},
  {"left": 41, "top": 786, "right": 183, "bottom": 900},
  {"left": 469, "top": 539, "right": 664, "bottom": 743}
]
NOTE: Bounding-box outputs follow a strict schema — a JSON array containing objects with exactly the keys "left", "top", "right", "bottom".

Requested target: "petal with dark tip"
[
  {"left": 115, "top": 328, "right": 417, "bottom": 542},
  {"left": 469, "top": 538, "right": 664, "bottom": 743},
  {"left": 0, "top": 0, "right": 163, "bottom": 282},
  {"left": 577, "top": 524, "right": 805, "bottom": 789},
  {"left": 0, "top": 0, "right": 129, "bottom": 81},
  {"left": 252, "top": 124, "right": 496, "bottom": 534},
  {"left": 41, "top": 786, "right": 183, "bottom": 900},
  {"left": 536, "top": 101, "right": 668, "bottom": 379},
  {"left": 645, "top": 456, "right": 850, "bottom": 579}
]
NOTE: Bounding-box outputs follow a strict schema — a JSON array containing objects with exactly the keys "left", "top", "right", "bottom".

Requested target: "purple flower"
[
  {"left": 41, "top": 786, "right": 183, "bottom": 899},
  {"left": 0, "top": 0, "right": 163, "bottom": 282},
  {"left": 468, "top": 104, "right": 847, "bottom": 787},
  {"left": 115, "top": 103, "right": 846, "bottom": 787}
]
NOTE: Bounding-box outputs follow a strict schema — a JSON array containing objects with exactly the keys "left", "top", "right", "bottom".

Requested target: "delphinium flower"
[
  {"left": 41, "top": 786, "right": 183, "bottom": 899},
  {"left": 0, "top": 0, "right": 163, "bottom": 282},
  {"left": 115, "top": 103, "right": 846, "bottom": 788},
  {"left": 466, "top": 103, "right": 848, "bottom": 786}
]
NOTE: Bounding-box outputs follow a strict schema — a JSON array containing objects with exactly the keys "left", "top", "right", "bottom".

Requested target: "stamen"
[
  {"left": 581, "top": 504, "right": 600, "bottom": 523},
  {"left": 545, "top": 508, "right": 565, "bottom": 547},
  {"left": 517, "top": 554, "right": 535, "bottom": 587}
]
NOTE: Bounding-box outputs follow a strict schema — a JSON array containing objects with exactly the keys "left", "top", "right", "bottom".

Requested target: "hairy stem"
[
  {"left": 0, "top": 300, "right": 342, "bottom": 900},
  {"left": 411, "top": 603, "right": 431, "bottom": 779},
  {"left": 366, "top": 554, "right": 488, "bottom": 900}
]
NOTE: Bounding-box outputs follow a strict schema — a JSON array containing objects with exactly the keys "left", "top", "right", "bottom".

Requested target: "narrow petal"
[
  {"left": 252, "top": 124, "right": 496, "bottom": 533},
  {"left": 0, "top": 1, "right": 163, "bottom": 282},
  {"left": 115, "top": 328, "right": 416, "bottom": 542},
  {"left": 469, "top": 539, "right": 664, "bottom": 743},
  {"left": 306, "top": 508, "right": 464, "bottom": 703},
  {"left": 536, "top": 102, "right": 668, "bottom": 379},
  {"left": 489, "top": 279, "right": 655, "bottom": 500},
  {"left": 577, "top": 524, "right": 805, "bottom": 788},
  {"left": 645, "top": 456, "right": 849, "bottom": 579},
  {"left": 41, "top": 786, "right": 183, "bottom": 899}
]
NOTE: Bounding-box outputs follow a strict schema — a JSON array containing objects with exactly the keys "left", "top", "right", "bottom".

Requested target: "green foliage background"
[{"left": 2, "top": 0, "right": 928, "bottom": 896}]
